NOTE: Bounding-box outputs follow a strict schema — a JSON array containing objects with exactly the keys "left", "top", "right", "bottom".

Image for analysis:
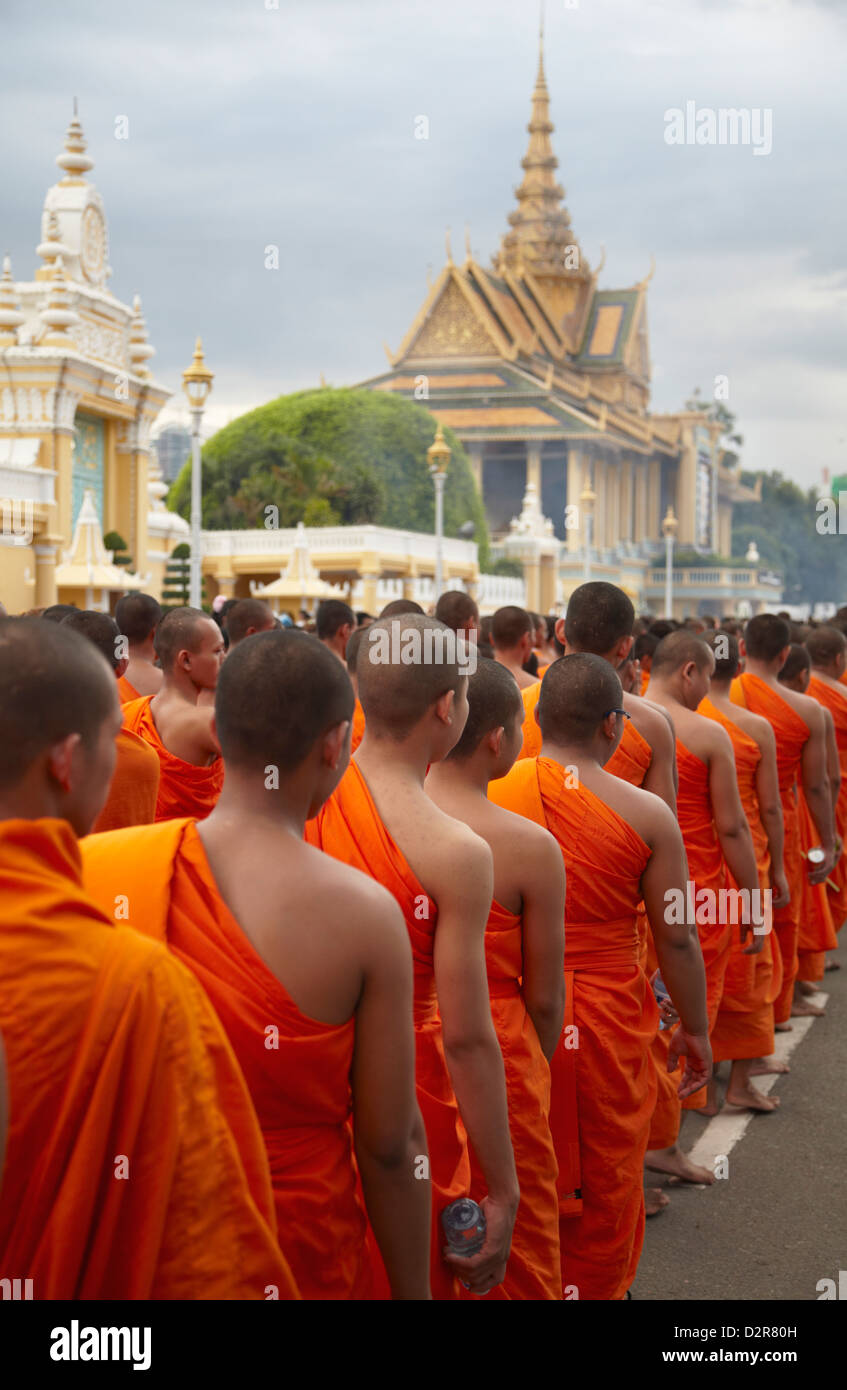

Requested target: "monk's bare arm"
[
  {"left": 432, "top": 829, "right": 519, "bottom": 1292},
  {"left": 641, "top": 804, "right": 711, "bottom": 1098},
  {"left": 823, "top": 708, "right": 841, "bottom": 815},
  {"left": 753, "top": 724, "right": 788, "bottom": 906},
  {"left": 800, "top": 703, "right": 836, "bottom": 879},
  {"left": 352, "top": 883, "right": 432, "bottom": 1300},
  {"left": 632, "top": 700, "right": 677, "bottom": 810},
  {"left": 519, "top": 827, "right": 566, "bottom": 1060},
  {"left": 708, "top": 727, "right": 761, "bottom": 946}
]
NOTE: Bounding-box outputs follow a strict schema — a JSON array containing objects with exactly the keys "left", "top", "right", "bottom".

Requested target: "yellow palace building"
[{"left": 0, "top": 108, "right": 186, "bottom": 614}]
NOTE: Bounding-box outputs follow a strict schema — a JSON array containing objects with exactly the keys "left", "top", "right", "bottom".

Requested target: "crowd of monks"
[{"left": 0, "top": 581, "right": 843, "bottom": 1300}]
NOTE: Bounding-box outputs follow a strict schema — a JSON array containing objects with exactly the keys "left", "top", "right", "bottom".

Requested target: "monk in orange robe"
[
  {"left": 308, "top": 615, "right": 519, "bottom": 1300},
  {"left": 345, "top": 627, "right": 368, "bottom": 752},
  {"left": 123, "top": 606, "right": 225, "bottom": 820},
  {"left": 84, "top": 629, "right": 430, "bottom": 1300},
  {"left": 732, "top": 616, "right": 836, "bottom": 1023},
  {"left": 699, "top": 632, "right": 789, "bottom": 1105},
  {"left": 0, "top": 616, "right": 296, "bottom": 1299},
  {"left": 776, "top": 643, "right": 839, "bottom": 987},
  {"left": 490, "top": 653, "right": 710, "bottom": 1299},
  {"left": 59, "top": 610, "right": 160, "bottom": 832},
  {"left": 807, "top": 625, "right": 847, "bottom": 935},
  {"left": 115, "top": 591, "right": 163, "bottom": 698},
  {"left": 492, "top": 606, "right": 539, "bottom": 690},
  {"left": 649, "top": 632, "right": 763, "bottom": 1111},
  {"left": 427, "top": 658, "right": 565, "bottom": 1299}
]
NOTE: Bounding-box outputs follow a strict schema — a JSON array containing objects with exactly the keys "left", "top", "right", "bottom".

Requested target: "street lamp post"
[
  {"left": 427, "top": 423, "right": 451, "bottom": 601},
  {"left": 580, "top": 471, "right": 596, "bottom": 581},
  {"left": 181, "top": 337, "right": 214, "bottom": 609},
  {"left": 662, "top": 505, "right": 678, "bottom": 618}
]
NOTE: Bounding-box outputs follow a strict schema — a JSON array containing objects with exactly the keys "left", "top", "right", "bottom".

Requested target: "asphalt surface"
[{"left": 633, "top": 950, "right": 847, "bottom": 1301}]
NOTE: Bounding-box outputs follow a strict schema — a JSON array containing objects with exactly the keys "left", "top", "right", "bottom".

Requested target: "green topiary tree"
[
  {"left": 103, "top": 530, "right": 133, "bottom": 568},
  {"left": 161, "top": 542, "right": 193, "bottom": 608},
  {"left": 168, "top": 387, "right": 490, "bottom": 567}
]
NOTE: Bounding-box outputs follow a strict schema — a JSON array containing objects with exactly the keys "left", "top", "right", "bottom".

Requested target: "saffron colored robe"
[
  {"left": 807, "top": 675, "right": 847, "bottom": 933},
  {"left": 731, "top": 674, "right": 806, "bottom": 1022},
  {"left": 122, "top": 695, "right": 224, "bottom": 822},
  {"left": 465, "top": 898, "right": 561, "bottom": 1301},
  {"left": 305, "top": 762, "right": 470, "bottom": 1301},
  {"left": 699, "top": 698, "right": 778, "bottom": 1061},
  {"left": 0, "top": 818, "right": 297, "bottom": 1300},
  {"left": 606, "top": 721, "right": 682, "bottom": 1150},
  {"left": 489, "top": 759, "right": 658, "bottom": 1301},
  {"left": 519, "top": 681, "right": 543, "bottom": 760},
  {"left": 351, "top": 698, "right": 366, "bottom": 753},
  {"left": 675, "top": 738, "right": 731, "bottom": 1035},
  {"left": 117, "top": 674, "right": 140, "bottom": 704},
  {"left": 92, "top": 726, "right": 160, "bottom": 834},
  {"left": 795, "top": 791, "right": 837, "bottom": 982},
  {"left": 82, "top": 819, "right": 368, "bottom": 1300}
]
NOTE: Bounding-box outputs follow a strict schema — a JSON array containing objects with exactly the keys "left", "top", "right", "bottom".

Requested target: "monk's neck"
[
  {"left": 706, "top": 682, "right": 733, "bottom": 710},
  {"left": 156, "top": 675, "right": 206, "bottom": 707},
  {"left": 811, "top": 667, "right": 843, "bottom": 691},
  {"left": 426, "top": 756, "right": 490, "bottom": 802},
  {"left": 741, "top": 658, "right": 780, "bottom": 686},
  {"left": 645, "top": 679, "right": 687, "bottom": 717},
  {"left": 206, "top": 772, "right": 309, "bottom": 839},
  {"left": 356, "top": 733, "right": 430, "bottom": 789},
  {"left": 494, "top": 652, "right": 525, "bottom": 679},
  {"left": 539, "top": 739, "right": 603, "bottom": 774},
  {"left": 129, "top": 642, "right": 155, "bottom": 664}
]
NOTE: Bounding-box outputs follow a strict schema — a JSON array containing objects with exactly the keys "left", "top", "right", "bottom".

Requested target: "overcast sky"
[{"left": 1, "top": 0, "right": 845, "bottom": 489}]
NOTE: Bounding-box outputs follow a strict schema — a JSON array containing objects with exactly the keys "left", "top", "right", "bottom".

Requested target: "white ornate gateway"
[{"left": 0, "top": 107, "right": 182, "bottom": 611}]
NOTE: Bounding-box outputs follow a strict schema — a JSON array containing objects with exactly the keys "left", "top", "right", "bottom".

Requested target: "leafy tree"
[
  {"left": 685, "top": 388, "right": 743, "bottom": 470},
  {"left": 168, "top": 388, "right": 489, "bottom": 567},
  {"left": 732, "top": 471, "right": 847, "bottom": 606},
  {"left": 161, "top": 542, "right": 196, "bottom": 608}
]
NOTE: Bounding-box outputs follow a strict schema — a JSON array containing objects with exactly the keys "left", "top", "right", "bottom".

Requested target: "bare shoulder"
[
  {"left": 487, "top": 800, "right": 561, "bottom": 872},
  {"left": 424, "top": 810, "right": 493, "bottom": 898},
  {"left": 301, "top": 839, "right": 407, "bottom": 946},
  {"left": 595, "top": 770, "right": 678, "bottom": 848},
  {"left": 627, "top": 694, "right": 675, "bottom": 747},
  {"left": 742, "top": 706, "right": 776, "bottom": 754}
]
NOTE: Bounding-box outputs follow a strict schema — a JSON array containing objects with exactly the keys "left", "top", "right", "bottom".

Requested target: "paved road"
[{"left": 633, "top": 955, "right": 847, "bottom": 1301}]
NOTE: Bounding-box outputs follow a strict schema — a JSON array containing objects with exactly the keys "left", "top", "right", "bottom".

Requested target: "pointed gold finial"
[
  {"left": 445, "top": 226, "right": 453, "bottom": 266},
  {"left": 182, "top": 336, "right": 214, "bottom": 407},
  {"left": 636, "top": 255, "right": 656, "bottom": 291},
  {"left": 56, "top": 102, "right": 93, "bottom": 181},
  {"left": 464, "top": 225, "right": 473, "bottom": 263}
]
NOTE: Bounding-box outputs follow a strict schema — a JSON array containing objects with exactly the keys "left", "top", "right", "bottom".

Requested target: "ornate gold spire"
[
  {"left": 497, "top": 21, "right": 588, "bottom": 286},
  {"left": 0, "top": 255, "right": 25, "bottom": 347},
  {"left": 56, "top": 103, "right": 94, "bottom": 183},
  {"left": 38, "top": 256, "right": 79, "bottom": 346},
  {"left": 129, "top": 293, "right": 155, "bottom": 377}
]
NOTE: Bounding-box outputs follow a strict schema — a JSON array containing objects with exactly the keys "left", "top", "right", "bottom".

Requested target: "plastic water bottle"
[
  {"left": 441, "top": 1198, "right": 486, "bottom": 1257},
  {"left": 653, "top": 971, "right": 672, "bottom": 1031}
]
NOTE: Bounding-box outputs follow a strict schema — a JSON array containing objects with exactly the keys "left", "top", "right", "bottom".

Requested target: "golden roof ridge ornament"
[
  {"left": 636, "top": 254, "right": 656, "bottom": 291},
  {"left": 56, "top": 101, "right": 93, "bottom": 183},
  {"left": 445, "top": 226, "right": 454, "bottom": 266}
]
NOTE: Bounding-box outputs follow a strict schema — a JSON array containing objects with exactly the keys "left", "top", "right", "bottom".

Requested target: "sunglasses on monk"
[{"left": 604, "top": 708, "right": 632, "bottom": 720}]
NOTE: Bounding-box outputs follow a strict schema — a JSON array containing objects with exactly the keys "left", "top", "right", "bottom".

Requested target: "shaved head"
[
  {"left": 448, "top": 657, "right": 522, "bottom": 761},
  {"left": 565, "top": 583, "right": 635, "bottom": 653},
  {"left": 154, "top": 606, "right": 218, "bottom": 673},
  {"left": 115, "top": 592, "right": 161, "bottom": 643},
  {"left": 345, "top": 625, "right": 367, "bottom": 677},
  {"left": 61, "top": 610, "right": 122, "bottom": 672},
  {"left": 805, "top": 626, "right": 847, "bottom": 667},
  {"left": 215, "top": 630, "right": 353, "bottom": 775},
  {"left": 0, "top": 618, "right": 117, "bottom": 789},
  {"left": 778, "top": 643, "right": 810, "bottom": 684},
  {"left": 744, "top": 613, "right": 791, "bottom": 663},
  {"left": 538, "top": 653, "right": 622, "bottom": 745},
  {"left": 435, "top": 590, "right": 479, "bottom": 633},
  {"left": 316, "top": 599, "right": 355, "bottom": 638},
  {"left": 357, "top": 614, "right": 465, "bottom": 738},
  {"left": 225, "top": 599, "right": 275, "bottom": 647},
  {"left": 41, "top": 604, "right": 78, "bottom": 623},
  {"left": 491, "top": 606, "right": 532, "bottom": 650},
  {"left": 707, "top": 631, "right": 741, "bottom": 681},
  {"left": 652, "top": 630, "right": 714, "bottom": 678},
  {"left": 379, "top": 599, "right": 424, "bottom": 618}
]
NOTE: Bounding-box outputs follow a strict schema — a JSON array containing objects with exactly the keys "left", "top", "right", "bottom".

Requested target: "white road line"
[{"left": 685, "top": 991, "right": 828, "bottom": 1172}]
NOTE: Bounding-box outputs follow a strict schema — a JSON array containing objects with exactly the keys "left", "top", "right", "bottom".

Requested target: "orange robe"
[
  {"left": 606, "top": 721, "right": 682, "bottom": 1149},
  {"left": 117, "top": 674, "right": 139, "bottom": 704},
  {"left": 0, "top": 818, "right": 297, "bottom": 1300},
  {"left": 795, "top": 791, "right": 837, "bottom": 981},
  {"left": 731, "top": 674, "right": 806, "bottom": 1022},
  {"left": 92, "top": 726, "right": 160, "bottom": 833},
  {"left": 489, "top": 759, "right": 658, "bottom": 1301},
  {"left": 122, "top": 695, "right": 224, "bottom": 821},
  {"left": 82, "top": 818, "right": 368, "bottom": 1300},
  {"left": 640, "top": 669, "right": 650, "bottom": 697},
  {"left": 465, "top": 899, "right": 560, "bottom": 1301},
  {"left": 305, "top": 762, "right": 469, "bottom": 1300},
  {"left": 351, "top": 697, "right": 366, "bottom": 753},
  {"left": 807, "top": 675, "right": 847, "bottom": 932},
  {"left": 699, "top": 698, "right": 778, "bottom": 1060},
  {"left": 519, "top": 681, "right": 542, "bottom": 759},
  {"left": 675, "top": 738, "right": 731, "bottom": 1042}
]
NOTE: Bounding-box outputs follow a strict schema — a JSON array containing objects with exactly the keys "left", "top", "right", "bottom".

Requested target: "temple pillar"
[
  {"left": 647, "top": 459, "right": 661, "bottom": 541},
  {"left": 523, "top": 557, "right": 541, "bottom": 612},
  {"left": 34, "top": 542, "right": 58, "bottom": 607},
  {"left": 676, "top": 426, "right": 698, "bottom": 548},
  {"left": 634, "top": 462, "right": 648, "bottom": 542},
  {"left": 566, "top": 448, "right": 583, "bottom": 553},
  {"left": 593, "top": 458, "right": 607, "bottom": 551},
  {"left": 526, "top": 443, "right": 542, "bottom": 496},
  {"left": 468, "top": 443, "right": 484, "bottom": 495},
  {"left": 604, "top": 459, "right": 619, "bottom": 549},
  {"left": 539, "top": 554, "right": 556, "bottom": 612},
  {"left": 360, "top": 570, "right": 380, "bottom": 613},
  {"left": 619, "top": 456, "right": 633, "bottom": 541}
]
